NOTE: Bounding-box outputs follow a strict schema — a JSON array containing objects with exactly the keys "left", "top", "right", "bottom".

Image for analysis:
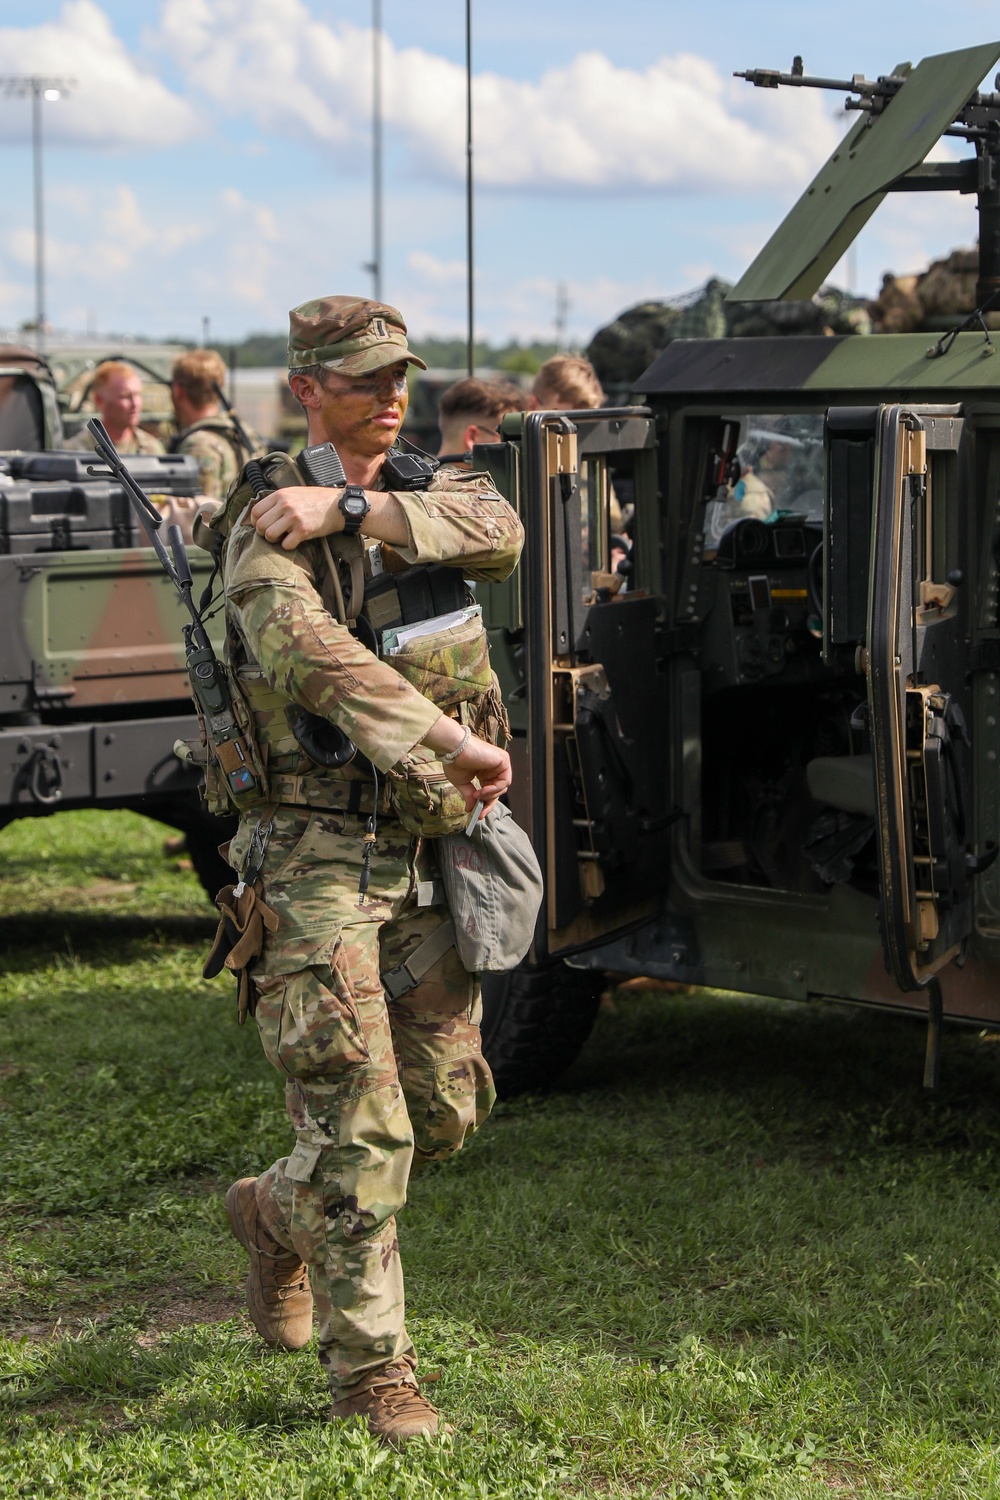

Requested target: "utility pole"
[
  {"left": 363, "top": 0, "right": 383, "bottom": 299},
  {"left": 465, "top": 0, "right": 474, "bottom": 377},
  {"left": 0, "top": 76, "right": 73, "bottom": 355},
  {"left": 555, "top": 282, "right": 569, "bottom": 350},
  {"left": 372, "top": 0, "right": 383, "bottom": 301}
]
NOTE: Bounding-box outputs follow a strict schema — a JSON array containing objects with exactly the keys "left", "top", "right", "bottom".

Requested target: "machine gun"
[
  {"left": 85, "top": 416, "right": 263, "bottom": 807},
  {"left": 730, "top": 42, "right": 1000, "bottom": 309}
]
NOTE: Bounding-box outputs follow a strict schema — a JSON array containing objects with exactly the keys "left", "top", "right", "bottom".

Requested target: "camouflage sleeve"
[
  {"left": 387, "top": 466, "right": 523, "bottom": 582},
  {"left": 178, "top": 430, "right": 235, "bottom": 499},
  {"left": 225, "top": 522, "right": 441, "bottom": 772}
]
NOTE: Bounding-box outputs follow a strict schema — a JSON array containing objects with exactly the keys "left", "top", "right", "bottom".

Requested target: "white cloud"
[
  {"left": 0, "top": 0, "right": 198, "bottom": 149},
  {"left": 406, "top": 250, "right": 468, "bottom": 286},
  {"left": 155, "top": 0, "right": 841, "bottom": 194},
  {"left": 860, "top": 190, "right": 979, "bottom": 285},
  {"left": 400, "top": 260, "right": 664, "bottom": 345}
]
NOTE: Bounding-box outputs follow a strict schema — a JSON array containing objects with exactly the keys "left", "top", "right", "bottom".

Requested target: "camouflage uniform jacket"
[
  {"left": 222, "top": 463, "right": 523, "bottom": 784},
  {"left": 174, "top": 415, "right": 253, "bottom": 498},
  {"left": 64, "top": 425, "right": 165, "bottom": 456}
]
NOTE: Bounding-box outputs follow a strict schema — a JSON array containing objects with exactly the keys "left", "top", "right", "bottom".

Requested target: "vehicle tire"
[
  {"left": 480, "top": 958, "right": 603, "bottom": 1096},
  {"left": 144, "top": 795, "right": 236, "bottom": 901},
  {"left": 183, "top": 814, "right": 237, "bottom": 901}
]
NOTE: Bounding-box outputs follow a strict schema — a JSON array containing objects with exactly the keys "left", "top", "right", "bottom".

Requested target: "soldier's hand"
[
  {"left": 439, "top": 736, "right": 512, "bottom": 819},
  {"left": 250, "top": 486, "right": 344, "bottom": 548}
]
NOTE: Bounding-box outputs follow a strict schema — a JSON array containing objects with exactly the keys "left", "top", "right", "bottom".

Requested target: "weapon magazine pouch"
[
  {"left": 362, "top": 564, "right": 469, "bottom": 641},
  {"left": 435, "top": 801, "right": 543, "bottom": 973},
  {"left": 387, "top": 742, "right": 471, "bottom": 838}
]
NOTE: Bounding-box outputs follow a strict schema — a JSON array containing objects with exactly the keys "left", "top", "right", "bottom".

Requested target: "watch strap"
[{"left": 339, "top": 484, "right": 370, "bottom": 537}]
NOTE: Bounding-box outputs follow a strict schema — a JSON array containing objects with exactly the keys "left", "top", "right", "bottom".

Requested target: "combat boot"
[
  {"left": 225, "top": 1176, "right": 313, "bottom": 1351},
  {"left": 330, "top": 1364, "right": 452, "bottom": 1447}
]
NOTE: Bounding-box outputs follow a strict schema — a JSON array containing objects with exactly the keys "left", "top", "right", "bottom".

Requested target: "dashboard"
[{"left": 699, "top": 518, "right": 823, "bottom": 690}]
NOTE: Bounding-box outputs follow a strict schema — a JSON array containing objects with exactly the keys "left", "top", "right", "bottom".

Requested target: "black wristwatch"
[{"left": 338, "top": 484, "right": 370, "bottom": 536}]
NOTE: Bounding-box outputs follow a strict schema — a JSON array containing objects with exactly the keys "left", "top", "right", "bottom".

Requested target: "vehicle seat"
[{"left": 806, "top": 755, "right": 876, "bottom": 817}]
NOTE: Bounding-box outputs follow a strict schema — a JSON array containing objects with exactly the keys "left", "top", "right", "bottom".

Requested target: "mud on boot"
[{"left": 225, "top": 1176, "right": 313, "bottom": 1350}]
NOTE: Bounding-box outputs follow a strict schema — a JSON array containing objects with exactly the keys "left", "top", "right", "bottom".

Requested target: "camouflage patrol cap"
[{"left": 287, "top": 296, "right": 428, "bottom": 375}]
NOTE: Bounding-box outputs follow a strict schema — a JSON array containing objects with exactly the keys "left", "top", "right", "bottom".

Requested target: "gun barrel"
[
  {"left": 211, "top": 380, "right": 254, "bottom": 460},
  {"left": 734, "top": 67, "right": 901, "bottom": 99},
  {"left": 735, "top": 67, "right": 863, "bottom": 93}
]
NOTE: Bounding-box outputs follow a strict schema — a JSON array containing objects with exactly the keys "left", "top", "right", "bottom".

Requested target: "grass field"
[{"left": 2, "top": 810, "right": 1000, "bottom": 1497}]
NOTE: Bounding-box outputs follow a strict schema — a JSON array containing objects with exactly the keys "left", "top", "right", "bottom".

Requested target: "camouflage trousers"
[{"left": 229, "top": 802, "right": 495, "bottom": 1398}]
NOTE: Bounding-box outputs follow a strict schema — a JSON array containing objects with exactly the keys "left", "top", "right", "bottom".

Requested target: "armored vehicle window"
[{"left": 705, "top": 413, "right": 824, "bottom": 550}]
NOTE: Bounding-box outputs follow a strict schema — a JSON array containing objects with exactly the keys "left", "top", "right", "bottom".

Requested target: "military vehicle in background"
[
  {"left": 586, "top": 280, "right": 872, "bottom": 402},
  {"left": 0, "top": 346, "right": 233, "bottom": 895},
  {"left": 476, "top": 41, "right": 1000, "bottom": 1095}
]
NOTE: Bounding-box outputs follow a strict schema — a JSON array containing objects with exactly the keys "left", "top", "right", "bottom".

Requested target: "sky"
[{"left": 0, "top": 0, "right": 998, "bottom": 347}]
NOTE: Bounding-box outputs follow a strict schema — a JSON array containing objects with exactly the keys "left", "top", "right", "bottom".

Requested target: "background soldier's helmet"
[{"left": 287, "top": 296, "right": 428, "bottom": 376}]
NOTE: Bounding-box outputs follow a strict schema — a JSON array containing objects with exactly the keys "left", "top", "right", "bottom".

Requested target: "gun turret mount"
[{"left": 730, "top": 43, "right": 1000, "bottom": 308}]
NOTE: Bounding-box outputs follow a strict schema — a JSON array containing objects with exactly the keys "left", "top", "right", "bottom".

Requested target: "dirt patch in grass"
[{"left": 6, "top": 1287, "right": 244, "bottom": 1344}]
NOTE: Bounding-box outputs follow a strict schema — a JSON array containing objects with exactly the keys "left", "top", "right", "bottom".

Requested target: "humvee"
[
  {"left": 0, "top": 350, "right": 233, "bottom": 895},
  {"left": 477, "top": 41, "right": 1000, "bottom": 1094}
]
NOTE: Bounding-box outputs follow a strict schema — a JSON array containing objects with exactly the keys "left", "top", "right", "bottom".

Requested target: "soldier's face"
[
  {"left": 97, "top": 373, "right": 143, "bottom": 431},
  {"left": 313, "top": 362, "right": 409, "bottom": 456}
]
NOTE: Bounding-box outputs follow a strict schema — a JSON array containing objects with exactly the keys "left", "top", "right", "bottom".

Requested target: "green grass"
[{"left": 2, "top": 809, "right": 1000, "bottom": 1496}]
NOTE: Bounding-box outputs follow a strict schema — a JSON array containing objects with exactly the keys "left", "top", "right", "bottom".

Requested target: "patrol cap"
[{"left": 287, "top": 296, "right": 428, "bottom": 375}]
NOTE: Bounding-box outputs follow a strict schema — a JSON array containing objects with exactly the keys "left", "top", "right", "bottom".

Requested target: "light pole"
[
  {"left": 372, "top": 0, "right": 383, "bottom": 302},
  {"left": 362, "top": 0, "right": 383, "bottom": 300},
  {"left": 465, "top": 0, "right": 474, "bottom": 377},
  {"left": 0, "top": 76, "right": 73, "bottom": 355}
]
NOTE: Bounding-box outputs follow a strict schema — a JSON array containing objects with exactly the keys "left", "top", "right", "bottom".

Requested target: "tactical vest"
[
  {"left": 169, "top": 416, "right": 247, "bottom": 470},
  {"left": 203, "top": 452, "right": 507, "bottom": 818}
]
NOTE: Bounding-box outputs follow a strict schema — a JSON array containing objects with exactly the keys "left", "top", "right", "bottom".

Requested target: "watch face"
[{"left": 343, "top": 494, "right": 367, "bottom": 516}]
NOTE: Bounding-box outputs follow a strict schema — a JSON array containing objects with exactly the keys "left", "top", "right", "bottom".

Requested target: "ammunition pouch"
[{"left": 362, "top": 564, "right": 470, "bottom": 638}]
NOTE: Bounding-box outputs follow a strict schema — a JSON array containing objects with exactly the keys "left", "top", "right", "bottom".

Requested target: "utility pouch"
[
  {"left": 203, "top": 879, "right": 280, "bottom": 1024},
  {"left": 387, "top": 743, "right": 470, "bottom": 837},
  {"left": 191, "top": 658, "right": 269, "bottom": 816},
  {"left": 381, "top": 605, "right": 491, "bottom": 710}
]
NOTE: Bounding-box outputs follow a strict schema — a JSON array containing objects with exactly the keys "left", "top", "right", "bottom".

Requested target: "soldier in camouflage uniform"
[
  {"left": 64, "top": 361, "right": 165, "bottom": 455},
  {"left": 170, "top": 349, "right": 254, "bottom": 497},
  {"left": 218, "top": 296, "right": 522, "bottom": 1447}
]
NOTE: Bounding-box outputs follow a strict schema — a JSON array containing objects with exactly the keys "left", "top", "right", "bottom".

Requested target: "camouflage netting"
[
  {"left": 586, "top": 279, "right": 872, "bottom": 391},
  {"left": 868, "top": 246, "right": 983, "bottom": 333}
]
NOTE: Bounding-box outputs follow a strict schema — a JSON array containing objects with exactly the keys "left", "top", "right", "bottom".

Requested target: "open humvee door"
[
  {"left": 477, "top": 406, "right": 675, "bottom": 1089},
  {"left": 865, "top": 405, "right": 984, "bottom": 993},
  {"left": 518, "top": 408, "right": 675, "bottom": 957}
]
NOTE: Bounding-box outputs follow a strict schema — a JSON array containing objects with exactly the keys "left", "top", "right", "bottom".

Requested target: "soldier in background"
[
  {"left": 64, "top": 361, "right": 165, "bottom": 455},
  {"left": 170, "top": 349, "right": 253, "bottom": 497},
  {"left": 435, "top": 376, "right": 523, "bottom": 466},
  {"left": 530, "top": 355, "right": 629, "bottom": 534},
  {"left": 529, "top": 354, "right": 605, "bottom": 411}
]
